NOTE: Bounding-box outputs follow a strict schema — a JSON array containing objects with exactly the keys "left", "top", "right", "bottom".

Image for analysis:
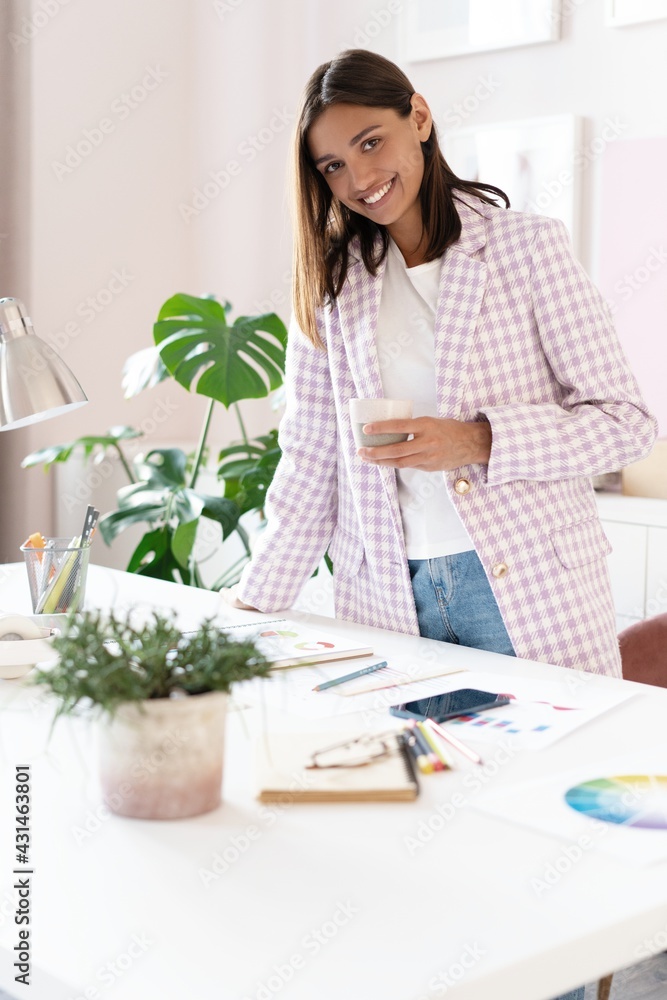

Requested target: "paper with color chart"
[
  {"left": 389, "top": 670, "right": 636, "bottom": 750},
  {"left": 219, "top": 618, "right": 373, "bottom": 669},
  {"left": 472, "top": 749, "right": 667, "bottom": 867}
]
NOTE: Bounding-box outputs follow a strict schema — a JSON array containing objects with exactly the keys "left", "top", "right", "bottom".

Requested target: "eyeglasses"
[{"left": 306, "top": 730, "right": 401, "bottom": 769}]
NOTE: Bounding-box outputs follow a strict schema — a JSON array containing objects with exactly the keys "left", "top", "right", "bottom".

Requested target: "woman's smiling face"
[{"left": 307, "top": 98, "right": 433, "bottom": 247}]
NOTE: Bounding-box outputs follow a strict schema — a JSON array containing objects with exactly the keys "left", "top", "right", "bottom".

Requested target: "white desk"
[{"left": 1, "top": 563, "right": 667, "bottom": 1000}]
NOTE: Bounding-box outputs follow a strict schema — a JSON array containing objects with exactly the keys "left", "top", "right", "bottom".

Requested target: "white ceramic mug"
[{"left": 349, "top": 398, "right": 413, "bottom": 448}]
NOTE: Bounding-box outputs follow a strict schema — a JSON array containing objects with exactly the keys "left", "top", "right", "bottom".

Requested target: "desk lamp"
[
  {"left": 0, "top": 296, "right": 87, "bottom": 429},
  {"left": 0, "top": 295, "right": 88, "bottom": 676}
]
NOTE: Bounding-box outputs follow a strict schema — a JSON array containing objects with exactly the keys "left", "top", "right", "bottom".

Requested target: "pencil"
[
  {"left": 412, "top": 721, "right": 444, "bottom": 771},
  {"left": 417, "top": 720, "right": 453, "bottom": 770},
  {"left": 403, "top": 727, "right": 433, "bottom": 775},
  {"left": 424, "top": 717, "right": 484, "bottom": 766},
  {"left": 402, "top": 729, "right": 424, "bottom": 771},
  {"left": 312, "top": 661, "right": 388, "bottom": 692}
]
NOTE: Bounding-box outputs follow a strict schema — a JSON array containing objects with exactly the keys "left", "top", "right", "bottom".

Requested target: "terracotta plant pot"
[{"left": 97, "top": 690, "right": 228, "bottom": 820}]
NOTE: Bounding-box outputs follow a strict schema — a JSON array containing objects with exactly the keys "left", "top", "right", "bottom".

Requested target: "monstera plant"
[{"left": 23, "top": 294, "right": 287, "bottom": 590}]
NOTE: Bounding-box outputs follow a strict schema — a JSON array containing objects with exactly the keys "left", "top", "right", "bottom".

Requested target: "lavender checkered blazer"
[{"left": 239, "top": 195, "right": 657, "bottom": 676}]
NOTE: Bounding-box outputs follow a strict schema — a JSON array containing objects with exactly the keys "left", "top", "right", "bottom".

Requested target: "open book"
[
  {"left": 255, "top": 730, "right": 419, "bottom": 802},
  {"left": 220, "top": 618, "right": 373, "bottom": 670}
]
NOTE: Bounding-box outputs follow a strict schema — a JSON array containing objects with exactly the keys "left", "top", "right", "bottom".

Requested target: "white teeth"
[{"left": 363, "top": 179, "right": 392, "bottom": 204}]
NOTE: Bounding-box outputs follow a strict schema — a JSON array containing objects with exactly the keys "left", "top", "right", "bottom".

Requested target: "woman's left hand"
[
  {"left": 357, "top": 417, "right": 492, "bottom": 471},
  {"left": 218, "top": 585, "right": 258, "bottom": 611}
]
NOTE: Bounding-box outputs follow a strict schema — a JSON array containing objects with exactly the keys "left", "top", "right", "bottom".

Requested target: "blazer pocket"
[
  {"left": 328, "top": 527, "right": 365, "bottom": 577},
  {"left": 549, "top": 516, "right": 612, "bottom": 569}
]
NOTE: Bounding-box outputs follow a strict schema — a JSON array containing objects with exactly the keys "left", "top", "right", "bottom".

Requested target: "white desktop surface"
[{"left": 1, "top": 563, "right": 667, "bottom": 1000}]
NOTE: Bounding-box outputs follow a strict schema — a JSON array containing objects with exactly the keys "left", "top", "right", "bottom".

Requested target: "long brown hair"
[{"left": 292, "top": 49, "right": 509, "bottom": 347}]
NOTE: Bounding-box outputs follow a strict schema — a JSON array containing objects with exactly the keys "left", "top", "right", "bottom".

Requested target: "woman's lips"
[{"left": 359, "top": 176, "right": 396, "bottom": 208}]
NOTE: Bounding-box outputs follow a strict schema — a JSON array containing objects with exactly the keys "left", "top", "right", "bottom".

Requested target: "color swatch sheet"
[
  {"left": 472, "top": 750, "right": 667, "bottom": 867},
  {"left": 394, "top": 670, "right": 636, "bottom": 750}
]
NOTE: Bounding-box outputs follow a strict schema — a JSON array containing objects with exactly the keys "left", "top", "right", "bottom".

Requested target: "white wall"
[{"left": 8, "top": 0, "right": 666, "bottom": 569}]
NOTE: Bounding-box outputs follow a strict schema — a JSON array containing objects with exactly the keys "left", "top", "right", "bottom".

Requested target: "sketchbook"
[
  {"left": 255, "top": 730, "right": 419, "bottom": 802},
  {"left": 219, "top": 618, "right": 374, "bottom": 670}
]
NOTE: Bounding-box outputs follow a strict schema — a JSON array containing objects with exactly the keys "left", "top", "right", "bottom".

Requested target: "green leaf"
[
  {"left": 21, "top": 426, "right": 141, "bottom": 470},
  {"left": 153, "top": 293, "right": 287, "bottom": 408},
  {"left": 121, "top": 347, "right": 171, "bottom": 399},
  {"left": 217, "top": 457, "right": 259, "bottom": 479},
  {"left": 135, "top": 449, "right": 188, "bottom": 489},
  {"left": 234, "top": 468, "right": 273, "bottom": 513},
  {"left": 172, "top": 489, "right": 205, "bottom": 525},
  {"left": 21, "top": 443, "right": 76, "bottom": 468},
  {"left": 126, "top": 528, "right": 192, "bottom": 585},
  {"left": 199, "top": 495, "right": 241, "bottom": 539},
  {"left": 99, "top": 502, "right": 165, "bottom": 544},
  {"left": 116, "top": 482, "right": 167, "bottom": 510},
  {"left": 126, "top": 527, "right": 169, "bottom": 573},
  {"left": 171, "top": 518, "right": 199, "bottom": 568},
  {"left": 108, "top": 426, "right": 143, "bottom": 441}
]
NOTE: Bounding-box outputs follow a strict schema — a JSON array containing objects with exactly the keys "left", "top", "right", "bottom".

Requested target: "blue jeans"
[
  {"left": 409, "top": 550, "right": 585, "bottom": 1000},
  {"left": 407, "top": 550, "right": 515, "bottom": 719}
]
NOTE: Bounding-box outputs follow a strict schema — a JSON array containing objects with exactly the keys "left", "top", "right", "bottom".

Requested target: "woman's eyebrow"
[{"left": 313, "top": 125, "right": 381, "bottom": 166}]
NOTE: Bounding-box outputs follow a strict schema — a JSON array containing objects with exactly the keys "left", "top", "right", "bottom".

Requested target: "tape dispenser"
[{"left": 0, "top": 614, "right": 58, "bottom": 680}]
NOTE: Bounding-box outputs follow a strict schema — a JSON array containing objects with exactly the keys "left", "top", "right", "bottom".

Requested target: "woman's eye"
[
  {"left": 324, "top": 161, "right": 341, "bottom": 175},
  {"left": 362, "top": 137, "right": 380, "bottom": 151}
]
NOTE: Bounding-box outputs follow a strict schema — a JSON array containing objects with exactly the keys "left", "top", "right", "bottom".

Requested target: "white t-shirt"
[{"left": 375, "top": 238, "right": 474, "bottom": 560}]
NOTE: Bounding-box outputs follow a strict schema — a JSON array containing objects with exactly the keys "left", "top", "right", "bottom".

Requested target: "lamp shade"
[{"left": 0, "top": 297, "right": 88, "bottom": 430}]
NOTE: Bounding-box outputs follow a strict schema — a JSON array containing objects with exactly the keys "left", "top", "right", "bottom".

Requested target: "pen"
[
  {"left": 425, "top": 717, "right": 484, "bottom": 766},
  {"left": 411, "top": 721, "right": 443, "bottom": 771},
  {"left": 403, "top": 727, "right": 433, "bottom": 775},
  {"left": 312, "top": 660, "right": 388, "bottom": 692},
  {"left": 417, "top": 720, "right": 453, "bottom": 770}
]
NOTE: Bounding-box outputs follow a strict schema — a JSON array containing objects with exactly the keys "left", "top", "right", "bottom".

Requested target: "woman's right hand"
[{"left": 219, "top": 585, "right": 258, "bottom": 611}]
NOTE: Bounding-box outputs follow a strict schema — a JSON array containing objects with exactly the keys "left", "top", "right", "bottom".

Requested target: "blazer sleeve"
[
  {"left": 478, "top": 217, "right": 658, "bottom": 485},
  {"left": 236, "top": 315, "right": 338, "bottom": 611}
]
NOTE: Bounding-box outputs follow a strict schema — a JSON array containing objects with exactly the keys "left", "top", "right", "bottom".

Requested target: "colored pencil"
[
  {"left": 312, "top": 661, "right": 388, "bottom": 692},
  {"left": 425, "top": 717, "right": 483, "bottom": 766}
]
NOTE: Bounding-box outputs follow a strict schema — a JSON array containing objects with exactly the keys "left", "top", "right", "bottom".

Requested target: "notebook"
[
  {"left": 255, "top": 730, "right": 419, "bottom": 802},
  {"left": 220, "top": 618, "right": 374, "bottom": 670}
]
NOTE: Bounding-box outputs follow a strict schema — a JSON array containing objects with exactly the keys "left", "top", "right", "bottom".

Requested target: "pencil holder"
[{"left": 20, "top": 537, "right": 91, "bottom": 615}]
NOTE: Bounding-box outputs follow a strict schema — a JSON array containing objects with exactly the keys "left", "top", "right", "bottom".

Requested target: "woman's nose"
[
  {"left": 347, "top": 157, "right": 374, "bottom": 197},
  {"left": 347, "top": 159, "right": 376, "bottom": 197}
]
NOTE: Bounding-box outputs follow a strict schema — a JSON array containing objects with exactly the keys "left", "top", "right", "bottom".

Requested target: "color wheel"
[{"left": 564, "top": 775, "right": 667, "bottom": 829}]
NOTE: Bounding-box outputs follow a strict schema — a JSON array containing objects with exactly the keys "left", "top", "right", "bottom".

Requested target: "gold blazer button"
[
  {"left": 491, "top": 562, "right": 508, "bottom": 578},
  {"left": 454, "top": 478, "right": 471, "bottom": 495}
]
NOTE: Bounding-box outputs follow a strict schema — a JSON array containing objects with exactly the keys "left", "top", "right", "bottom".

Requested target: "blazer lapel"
[
  {"left": 434, "top": 198, "right": 488, "bottom": 418},
  {"left": 337, "top": 245, "right": 405, "bottom": 545},
  {"left": 337, "top": 247, "right": 386, "bottom": 400}
]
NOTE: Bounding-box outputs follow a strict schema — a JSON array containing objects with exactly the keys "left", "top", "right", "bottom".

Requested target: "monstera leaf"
[
  {"left": 218, "top": 430, "right": 281, "bottom": 515},
  {"left": 121, "top": 347, "right": 170, "bottom": 399},
  {"left": 98, "top": 448, "right": 242, "bottom": 586},
  {"left": 21, "top": 426, "right": 142, "bottom": 471},
  {"left": 153, "top": 294, "right": 288, "bottom": 408}
]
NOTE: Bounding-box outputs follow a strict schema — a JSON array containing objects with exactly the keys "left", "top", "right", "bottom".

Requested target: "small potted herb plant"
[{"left": 32, "top": 609, "right": 271, "bottom": 820}]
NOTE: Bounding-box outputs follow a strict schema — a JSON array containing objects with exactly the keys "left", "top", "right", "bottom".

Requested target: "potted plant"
[
  {"left": 22, "top": 293, "right": 288, "bottom": 590},
  {"left": 31, "top": 608, "right": 271, "bottom": 820}
]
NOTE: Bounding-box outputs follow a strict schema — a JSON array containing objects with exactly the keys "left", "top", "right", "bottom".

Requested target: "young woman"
[
  {"left": 222, "top": 48, "right": 656, "bottom": 686},
  {"left": 222, "top": 49, "right": 655, "bottom": 1000}
]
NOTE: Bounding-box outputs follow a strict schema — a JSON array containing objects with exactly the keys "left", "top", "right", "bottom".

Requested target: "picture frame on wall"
[
  {"left": 401, "top": 0, "right": 561, "bottom": 62},
  {"left": 605, "top": 0, "right": 667, "bottom": 26},
  {"left": 442, "top": 114, "right": 584, "bottom": 254}
]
